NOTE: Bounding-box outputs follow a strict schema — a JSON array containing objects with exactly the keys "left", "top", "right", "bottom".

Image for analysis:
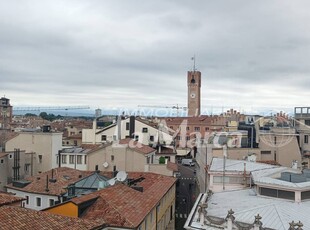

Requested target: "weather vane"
[{"left": 191, "top": 55, "right": 196, "bottom": 71}]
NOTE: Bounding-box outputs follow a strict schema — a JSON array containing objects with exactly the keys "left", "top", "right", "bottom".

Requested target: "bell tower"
[{"left": 187, "top": 71, "right": 201, "bottom": 117}]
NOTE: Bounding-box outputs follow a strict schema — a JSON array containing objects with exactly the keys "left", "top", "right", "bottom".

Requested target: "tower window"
[{"left": 191, "top": 77, "right": 195, "bottom": 84}]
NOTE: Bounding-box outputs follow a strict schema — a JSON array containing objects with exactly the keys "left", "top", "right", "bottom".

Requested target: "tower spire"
[{"left": 191, "top": 55, "right": 196, "bottom": 72}]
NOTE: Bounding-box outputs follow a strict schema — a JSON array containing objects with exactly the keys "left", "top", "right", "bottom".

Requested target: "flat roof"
[
  {"left": 209, "top": 158, "right": 279, "bottom": 173},
  {"left": 207, "top": 189, "right": 310, "bottom": 230},
  {"left": 186, "top": 189, "right": 310, "bottom": 230}
]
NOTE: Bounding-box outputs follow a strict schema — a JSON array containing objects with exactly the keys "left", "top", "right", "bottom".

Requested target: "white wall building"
[{"left": 82, "top": 116, "right": 174, "bottom": 147}]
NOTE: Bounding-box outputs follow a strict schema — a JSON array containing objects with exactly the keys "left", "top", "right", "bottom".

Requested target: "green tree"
[
  {"left": 159, "top": 156, "right": 166, "bottom": 164},
  {"left": 39, "top": 112, "right": 48, "bottom": 120},
  {"left": 24, "top": 113, "right": 37, "bottom": 117}
]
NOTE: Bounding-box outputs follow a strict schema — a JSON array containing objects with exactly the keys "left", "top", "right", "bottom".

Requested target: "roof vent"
[
  {"left": 12, "top": 180, "right": 31, "bottom": 188},
  {"left": 131, "top": 186, "right": 143, "bottom": 192},
  {"left": 63, "top": 175, "right": 70, "bottom": 180}
]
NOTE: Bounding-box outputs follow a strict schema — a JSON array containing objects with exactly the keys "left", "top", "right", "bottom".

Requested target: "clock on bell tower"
[{"left": 187, "top": 71, "right": 201, "bottom": 117}]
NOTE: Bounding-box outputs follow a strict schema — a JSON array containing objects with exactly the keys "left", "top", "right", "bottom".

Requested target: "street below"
[{"left": 175, "top": 161, "right": 199, "bottom": 230}]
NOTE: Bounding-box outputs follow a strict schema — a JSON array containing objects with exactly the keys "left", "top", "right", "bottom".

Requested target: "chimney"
[
  {"left": 58, "top": 150, "right": 61, "bottom": 168},
  {"left": 45, "top": 175, "right": 49, "bottom": 192},
  {"left": 292, "top": 160, "right": 298, "bottom": 170},
  {"left": 117, "top": 115, "right": 121, "bottom": 141},
  {"left": 49, "top": 168, "right": 57, "bottom": 183},
  {"left": 129, "top": 116, "right": 135, "bottom": 138}
]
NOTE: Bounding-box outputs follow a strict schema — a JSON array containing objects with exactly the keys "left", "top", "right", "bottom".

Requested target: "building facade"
[
  {"left": 0, "top": 97, "right": 13, "bottom": 152},
  {"left": 5, "top": 130, "right": 63, "bottom": 174},
  {"left": 86, "top": 139, "right": 176, "bottom": 177},
  {"left": 0, "top": 150, "right": 28, "bottom": 191},
  {"left": 82, "top": 116, "right": 174, "bottom": 147}
]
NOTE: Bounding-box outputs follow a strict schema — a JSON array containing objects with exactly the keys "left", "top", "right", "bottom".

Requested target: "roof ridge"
[{"left": 273, "top": 204, "right": 287, "bottom": 230}]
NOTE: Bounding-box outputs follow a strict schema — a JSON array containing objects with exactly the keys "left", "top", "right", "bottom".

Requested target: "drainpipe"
[{"left": 155, "top": 203, "right": 160, "bottom": 230}]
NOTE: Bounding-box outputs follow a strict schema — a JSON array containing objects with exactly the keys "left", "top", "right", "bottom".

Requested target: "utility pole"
[{"left": 223, "top": 144, "right": 227, "bottom": 191}]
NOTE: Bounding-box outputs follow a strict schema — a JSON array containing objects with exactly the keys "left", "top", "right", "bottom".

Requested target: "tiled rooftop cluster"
[
  {"left": 6, "top": 167, "right": 94, "bottom": 196},
  {"left": 0, "top": 205, "right": 105, "bottom": 230},
  {"left": 58, "top": 172, "right": 176, "bottom": 228},
  {"left": 0, "top": 192, "right": 25, "bottom": 206}
]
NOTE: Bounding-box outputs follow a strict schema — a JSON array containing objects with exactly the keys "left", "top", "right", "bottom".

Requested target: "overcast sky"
[{"left": 1, "top": 0, "right": 310, "bottom": 116}]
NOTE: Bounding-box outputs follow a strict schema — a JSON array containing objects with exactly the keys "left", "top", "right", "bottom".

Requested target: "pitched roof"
[
  {"left": 0, "top": 192, "right": 25, "bottom": 206},
  {"left": 165, "top": 115, "right": 215, "bottom": 126},
  {"left": 2, "top": 132, "right": 19, "bottom": 143},
  {"left": 119, "top": 138, "right": 155, "bottom": 154},
  {"left": 156, "top": 146, "right": 176, "bottom": 155},
  {"left": 167, "top": 161, "right": 178, "bottom": 172},
  {"left": 6, "top": 167, "right": 94, "bottom": 196},
  {"left": 76, "top": 172, "right": 176, "bottom": 228},
  {"left": 0, "top": 152, "right": 8, "bottom": 158},
  {"left": 80, "top": 144, "right": 103, "bottom": 151},
  {"left": 65, "top": 133, "right": 82, "bottom": 140},
  {"left": 0, "top": 206, "right": 105, "bottom": 230},
  {"left": 95, "top": 123, "right": 116, "bottom": 134}
]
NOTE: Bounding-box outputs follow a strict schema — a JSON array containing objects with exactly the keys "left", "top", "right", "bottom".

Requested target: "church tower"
[{"left": 187, "top": 71, "right": 201, "bottom": 117}]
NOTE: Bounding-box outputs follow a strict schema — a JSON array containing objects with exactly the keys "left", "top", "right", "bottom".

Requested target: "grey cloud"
[{"left": 1, "top": 0, "right": 310, "bottom": 114}]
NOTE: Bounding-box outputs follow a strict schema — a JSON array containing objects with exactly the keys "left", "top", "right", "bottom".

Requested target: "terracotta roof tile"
[
  {"left": 156, "top": 147, "right": 175, "bottom": 154},
  {"left": 0, "top": 206, "right": 105, "bottom": 230},
  {"left": 80, "top": 144, "right": 103, "bottom": 151},
  {"left": 167, "top": 161, "right": 178, "bottom": 172},
  {"left": 6, "top": 167, "right": 94, "bottom": 196},
  {"left": 0, "top": 192, "right": 25, "bottom": 206},
  {"left": 79, "top": 172, "right": 176, "bottom": 228}
]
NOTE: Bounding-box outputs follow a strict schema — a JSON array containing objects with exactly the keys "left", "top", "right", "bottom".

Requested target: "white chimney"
[{"left": 292, "top": 160, "right": 298, "bottom": 169}]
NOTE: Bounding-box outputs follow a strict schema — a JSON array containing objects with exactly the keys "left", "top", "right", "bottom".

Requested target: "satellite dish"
[
  {"left": 103, "top": 162, "right": 109, "bottom": 168},
  {"left": 107, "top": 178, "right": 117, "bottom": 186},
  {"left": 116, "top": 171, "right": 127, "bottom": 182}
]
